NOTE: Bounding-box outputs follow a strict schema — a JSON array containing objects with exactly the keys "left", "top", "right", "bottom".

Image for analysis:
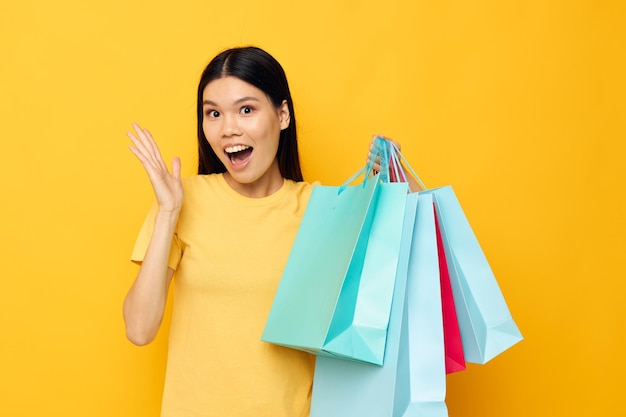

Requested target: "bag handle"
[
  {"left": 375, "top": 136, "right": 428, "bottom": 190},
  {"left": 337, "top": 136, "right": 427, "bottom": 194},
  {"left": 337, "top": 138, "right": 391, "bottom": 194},
  {"left": 388, "top": 143, "right": 407, "bottom": 183},
  {"left": 338, "top": 166, "right": 368, "bottom": 194}
]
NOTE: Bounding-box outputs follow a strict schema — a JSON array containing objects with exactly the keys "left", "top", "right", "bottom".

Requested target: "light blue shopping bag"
[
  {"left": 262, "top": 169, "right": 408, "bottom": 365},
  {"left": 423, "top": 186, "right": 523, "bottom": 364},
  {"left": 379, "top": 136, "right": 523, "bottom": 364},
  {"left": 311, "top": 193, "right": 448, "bottom": 417}
]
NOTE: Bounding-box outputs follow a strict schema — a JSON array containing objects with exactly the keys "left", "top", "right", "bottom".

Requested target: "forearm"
[{"left": 123, "top": 210, "right": 178, "bottom": 345}]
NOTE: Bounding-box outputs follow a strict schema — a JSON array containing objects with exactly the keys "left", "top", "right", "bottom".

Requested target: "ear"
[{"left": 278, "top": 100, "right": 290, "bottom": 131}]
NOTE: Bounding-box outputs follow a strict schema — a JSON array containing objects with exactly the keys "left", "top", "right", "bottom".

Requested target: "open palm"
[{"left": 127, "top": 123, "right": 183, "bottom": 213}]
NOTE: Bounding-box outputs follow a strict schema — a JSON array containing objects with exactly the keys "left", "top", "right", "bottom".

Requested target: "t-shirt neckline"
[{"left": 215, "top": 173, "right": 290, "bottom": 206}]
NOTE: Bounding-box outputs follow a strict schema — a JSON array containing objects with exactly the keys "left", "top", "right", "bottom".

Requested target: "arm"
[
  {"left": 123, "top": 214, "right": 176, "bottom": 346},
  {"left": 123, "top": 123, "right": 183, "bottom": 346}
]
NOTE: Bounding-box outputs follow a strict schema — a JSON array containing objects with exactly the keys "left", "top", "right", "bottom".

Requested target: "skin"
[
  {"left": 123, "top": 123, "right": 180, "bottom": 345},
  {"left": 123, "top": 76, "right": 290, "bottom": 345},
  {"left": 202, "top": 76, "right": 290, "bottom": 198}
]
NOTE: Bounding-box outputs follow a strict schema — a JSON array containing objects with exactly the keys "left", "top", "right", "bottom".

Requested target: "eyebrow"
[{"left": 202, "top": 96, "right": 261, "bottom": 106}]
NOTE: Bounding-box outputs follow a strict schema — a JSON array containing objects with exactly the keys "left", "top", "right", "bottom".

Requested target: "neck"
[{"left": 222, "top": 167, "right": 285, "bottom": 198}]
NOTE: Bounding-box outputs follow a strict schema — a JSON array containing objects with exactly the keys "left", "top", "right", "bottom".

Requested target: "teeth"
[{"left": 225, "top": 145, "right": 250, "bottom": 154}]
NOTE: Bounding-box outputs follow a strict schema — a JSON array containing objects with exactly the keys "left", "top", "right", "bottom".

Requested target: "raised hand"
[
  {"left": 127, "top": 123, "right": 184, "bottom": 213},
  {"left": 366, "top": 134, "right": 401, "bottom": 174},
  {"left": 366, "top": 134, "right": 422, "bottom": 192}
]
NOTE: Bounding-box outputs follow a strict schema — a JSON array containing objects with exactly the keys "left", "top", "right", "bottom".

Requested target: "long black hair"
[{"left": 196, "top": 46, "right": 303, "bottom": 181}]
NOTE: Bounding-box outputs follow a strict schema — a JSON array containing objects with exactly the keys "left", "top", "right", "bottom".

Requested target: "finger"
[
  {"left": 378, "top": 134, "right": 401, "bottom": 152},
  {"left": 366, "top": 151, "right": 382, "bottom": 163},
  {"left": 129, "top": 144, "right": 160, "bottom": 175},
  {"left": 127, "top": 127, "right": 153, "bottom": 158},
  {"left": 129, "top": 124, "right": 170, "bottom": 174},
  {"left": 171, "top": 156, "right": 181, "bottom": 180},
  {"left": 366, "top": 154, "right": 382, "bottom": 174},
  {"left": 128, "top": 129, "right": 163, "bottom": 174},
  {"left": 131, "top": 123, "right": 161, "bottom": 163},
  {"left": 127, "top": 132, "right": 151, "bottom": 162},
  {"left": 127, "top": 133, "right": 159, "bottom": 171},
  {"left": 370, "top": 133, "right": 384, "bottom": 149},
  {"left": 370, "top": 134, "right": 390, "bottom": 157},
  {"left": 141, "top": 126, "right": 165, "bottom": 165}
]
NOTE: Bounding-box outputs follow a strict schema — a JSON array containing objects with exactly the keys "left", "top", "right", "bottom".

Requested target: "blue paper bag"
[
  {"left": 380, "top": 136, "right": 523, "bottom": 364},
  {"left": 311, "top": 193, "right": 448, "bottom": 417},
  {"left": 422, "top": 186, "right": 523, "bottom": 364},
  {"left": 262, "top": 173, "right": 408, "bottom": 365}
]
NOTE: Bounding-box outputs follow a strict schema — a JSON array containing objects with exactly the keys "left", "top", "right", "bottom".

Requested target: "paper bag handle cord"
[
  {"left": 338, "top": 166, "right": 368, "bottom": 194},
  {"left": 337, "top": 136, "right": 426, "bottom": 194},
  {"left": 338, "top": 138, "right": 392, "bottom": 194},
  {"left": 378, "top": 139, "right": 390, "bottom": 183},
  {"left": 388, "top": 143, "right": 407, "bottom": 183},
  {"left": 363, "top": 138, "right": 390, "bottom": 183},
  {"left": 376, "top": 136, "right": 428, "bottom": 191}
]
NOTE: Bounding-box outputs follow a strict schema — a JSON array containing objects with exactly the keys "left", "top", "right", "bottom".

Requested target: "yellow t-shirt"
[{"left": 131, "top": 174, "right": 316, "bottom": 417}]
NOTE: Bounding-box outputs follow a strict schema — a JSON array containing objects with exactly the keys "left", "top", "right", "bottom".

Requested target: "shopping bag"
[
  {"left": 380, "top": 136, "right": 523, "bottom": 364},
  {"left": 434, "top": 206, "right": 466, "bottom": 374},
  {"left": 310, "top": 193, "right": 448, "bottom": 417},
  {"left": 424, "top": 186, "right": 523, "bottom": 364},
  {"left": 393, "top": 193, "right": 447, "bottom": 416},
  {"left": 262, "top": 169, "right": 409, "bottom": 365},
  {"left": 386, "top": 142, "right": 466, "bottom": 373}
]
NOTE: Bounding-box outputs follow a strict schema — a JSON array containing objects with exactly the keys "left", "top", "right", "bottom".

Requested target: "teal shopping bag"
[
  {"left": 423, "top": 186, "right": 523, "bottom": 364},
  {"left": 311, "top": 193, "right": 448, "bottom": 417},
  {"left": 262, "top": 171, "right": 408, "bottom": 365}
]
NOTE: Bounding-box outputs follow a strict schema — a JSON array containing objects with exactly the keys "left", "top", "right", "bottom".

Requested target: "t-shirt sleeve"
[{"left": 130, "top": 202, "right": 182, "bottom": 270}]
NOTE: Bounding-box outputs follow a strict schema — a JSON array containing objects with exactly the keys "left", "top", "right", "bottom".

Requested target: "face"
[{"left": 202, "top": 76, "right": 290, "bottom": 197}]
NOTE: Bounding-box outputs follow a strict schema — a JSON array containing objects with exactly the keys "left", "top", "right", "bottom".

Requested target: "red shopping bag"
[
  {"left": 434, "top": 205, "right": 466, "bottom": 374},
  {"left": 388, "top": 154, "right": 399, "bottom": 183}
]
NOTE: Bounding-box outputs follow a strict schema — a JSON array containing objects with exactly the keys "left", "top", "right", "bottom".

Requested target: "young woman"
[{"left": 123, "top": 46, "right": 415, "bottom": 417}]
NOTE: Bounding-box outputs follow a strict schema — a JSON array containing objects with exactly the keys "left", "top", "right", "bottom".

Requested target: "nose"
[{"left": 221, "top": 113, "right": 242, "bottom": 138}]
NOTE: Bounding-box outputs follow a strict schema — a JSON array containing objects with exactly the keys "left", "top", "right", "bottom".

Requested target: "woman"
[{"left": 123, "top": 46, "right": 414, "bottom": 417}]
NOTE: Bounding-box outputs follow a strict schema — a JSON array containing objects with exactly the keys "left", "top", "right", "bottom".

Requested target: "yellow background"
[{"left": 1, "top": 0, "right": 624, "bottom": 415}]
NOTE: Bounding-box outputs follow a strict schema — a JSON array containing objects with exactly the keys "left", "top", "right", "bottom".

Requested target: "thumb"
[{"left": 171, "top": 156, "right": 182, "bottom": 179}]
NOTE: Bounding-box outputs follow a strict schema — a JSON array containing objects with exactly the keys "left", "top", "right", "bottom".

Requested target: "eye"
[
  {"left": 240, "top": 105, "right": 253, "bottom": 115},
  {"left": 205, "top": 109, "right": 220, "bottom": 118}
]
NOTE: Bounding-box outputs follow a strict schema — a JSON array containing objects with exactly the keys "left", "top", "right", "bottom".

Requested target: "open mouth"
[{"left": 225, "top": 145, "right": 253, "bottom": 166}]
